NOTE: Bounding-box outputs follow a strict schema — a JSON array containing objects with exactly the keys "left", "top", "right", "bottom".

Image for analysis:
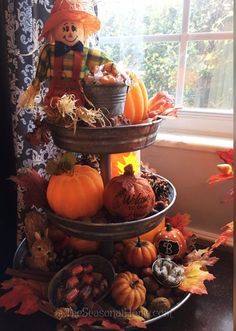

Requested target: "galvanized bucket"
[{"left": 83, "top": 84, "right": 128, "bottom": 118}]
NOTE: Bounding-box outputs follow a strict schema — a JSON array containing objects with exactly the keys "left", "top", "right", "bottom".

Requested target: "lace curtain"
[{"left": 4, "top": 0, "right": 99, "bottom": 243}]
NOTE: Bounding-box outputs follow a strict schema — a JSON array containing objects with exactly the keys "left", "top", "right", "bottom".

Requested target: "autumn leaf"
[
  {"left": 217, "top": 149, "right": 234, "bottom": 165},
  {"left": 9, "top": 168, "right": 48, "bottom": 208},
  {"left": 46, "top": 152, "right": 77, "bottom": 175},
  {"left": 184, "top": 248, "right": 219, "bottom": 267},
  {"left": 207, "top": 172, "right": 233, "bottom": 186},
  {"left": 26, "top": 119, "right": 50, "bottom": 146},
  {"left": 207, "top": 221, "right": 233, "bottom": 255},
  {"left": 167, "top": 213, "right": 193, "bottom": 240},
  {"left": 102, "top": 320, "right": 125, "bottom": 331},
  {"left": 0, "top": 278, "right": 48, "bottom": 315},
  {"left": 178, "top": 262, "right": 215, "bottom": 295}
]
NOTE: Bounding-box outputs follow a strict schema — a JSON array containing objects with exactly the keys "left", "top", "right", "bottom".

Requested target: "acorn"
[{"left": 149, "top": 297, "right": 171, "bottom": 316}]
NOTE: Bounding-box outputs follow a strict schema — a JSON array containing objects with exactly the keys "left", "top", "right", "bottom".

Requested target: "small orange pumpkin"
[
  {"left": 124, "top": 78, "right": 148, "bottom": 124},
  {"left": 124, "top": 237, "right": 157, "bottom": 268},
  {"left": 154, "top": 223, "right": 187, "bottom": 259},
  {"left": 47, "top": 165, "right": 104, "bottom": 219},
  {"left": 112, "top": 271, "right": 146, "bottom": 310},
  {"left": 103, "top": 164, "right": 155, "bottom": 221}
]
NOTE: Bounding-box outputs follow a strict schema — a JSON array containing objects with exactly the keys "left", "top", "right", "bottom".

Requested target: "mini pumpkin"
[
  {"left": 47, "top": 165, "right": 104, "bottom": 219},
  {"left": 124, "top": 237, "right": 157, "bottom": 268},
  {"left": 103, "top": 164, "right": 155, "bottom": 221},
  {"left": 124, "top": 77, "right": 148, "bottom": 124},
  {"left": 154, "top": 223, "right": 187, "bottom": 259},
  {"left": 112, "top": 271, "right": 146, "bottom": 310}
]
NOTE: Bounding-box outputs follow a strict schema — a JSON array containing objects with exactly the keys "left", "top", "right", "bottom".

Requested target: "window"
[{"left": 98, "top": 0, "right": 233, "bottom": 139}]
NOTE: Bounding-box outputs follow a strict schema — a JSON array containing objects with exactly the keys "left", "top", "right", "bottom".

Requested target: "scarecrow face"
[{"left": 53, "top": 21, "right": 85, "bottom": 45}]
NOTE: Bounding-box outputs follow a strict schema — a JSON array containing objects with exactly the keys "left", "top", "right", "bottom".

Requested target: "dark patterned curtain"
[
  {"left": 2, "top": 0, "right": 99, "bottom": 246},
  {"left": 3, "top": 0, "right": 61, "bottom": 244}
]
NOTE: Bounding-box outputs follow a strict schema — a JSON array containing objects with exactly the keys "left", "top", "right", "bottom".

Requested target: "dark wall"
[{"left": 0, "top": 1, "right": 17, "bottom": 279}]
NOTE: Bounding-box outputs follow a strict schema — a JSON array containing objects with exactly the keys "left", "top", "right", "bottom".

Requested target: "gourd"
[
  {"left": 124, "top": 238, "right": 157, "bottom": 268},
  {"left": 47, "top": 165, "right": 104, "bottom": 219},
  {"left": 124, "top": 78, "right": 148, "bottom": 124},
  {"left": 154, "top": 223, "right": 187, "bottom": 259},
  {"left": 103, "top": 164, "right": 155, "bottom": 221},
  {"left": 112, "top": 271, "right": 146, "bottom": 310}
]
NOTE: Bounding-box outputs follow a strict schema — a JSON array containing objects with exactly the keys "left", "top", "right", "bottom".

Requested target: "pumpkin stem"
[
  {"left": 130, "top": 280, "right": 139, "bottom": 289},
  {"left": 124, "top": 164, "right": 134, "bottom": 176},
  {"left": 166, "top": 222, "right": 172, "bottom": 231},
  {"left": 136, "top": 236, "right": 143, "bottom": 247}
]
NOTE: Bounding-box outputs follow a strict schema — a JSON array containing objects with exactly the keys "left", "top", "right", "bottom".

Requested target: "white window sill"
[{"left": 155, "top": 131, "right": 233, "bottom": 152}]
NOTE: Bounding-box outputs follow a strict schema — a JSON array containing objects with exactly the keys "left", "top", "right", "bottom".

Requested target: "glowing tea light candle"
[{"left": 111, "top": 151, "right": 141, "bottom": 178}]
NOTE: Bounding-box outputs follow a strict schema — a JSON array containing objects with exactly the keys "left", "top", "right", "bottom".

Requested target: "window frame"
[{"left": 99, "top": 0, "right": 233, "bottom": 139}]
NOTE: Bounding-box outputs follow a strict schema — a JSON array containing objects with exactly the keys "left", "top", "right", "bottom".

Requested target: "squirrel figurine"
[{"left": 26, "top": 229, "right": 56, "bottom": 272}]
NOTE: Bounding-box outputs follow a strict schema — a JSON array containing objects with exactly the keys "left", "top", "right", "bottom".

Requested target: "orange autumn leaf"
[
  {"left": 178, "top": 262, "right": 215, "bottom": 295},
  {"left": 167, "top": 213, "right": 193, "bottom": 239},
  {"left": 184, "top": 248, "right": 219, "bottom": 267},
  {"left": 207, "top": 221, "right": 233, "bottom": 256}
]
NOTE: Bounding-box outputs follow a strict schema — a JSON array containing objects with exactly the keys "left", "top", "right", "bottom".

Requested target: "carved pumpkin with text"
[{"left": 103, "top": 164, "right": 155, "bottom": 221}]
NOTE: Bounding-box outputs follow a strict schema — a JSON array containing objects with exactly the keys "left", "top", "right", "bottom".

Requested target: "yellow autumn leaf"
[{"left": 178, "top": 262, "right": 215, "bottom": 295}]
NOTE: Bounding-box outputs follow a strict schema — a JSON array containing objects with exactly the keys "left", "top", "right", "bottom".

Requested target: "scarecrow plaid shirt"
[{"left": 32, "top": 43, "right": 110, "bottom": 87}]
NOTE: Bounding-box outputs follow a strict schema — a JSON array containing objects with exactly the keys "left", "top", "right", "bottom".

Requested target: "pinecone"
[
  {"left": 78, "top": 154, "right": 100, "bottom": 171},
  {"left": 141, "top": 169, "right": 170, "bottom": 209}
]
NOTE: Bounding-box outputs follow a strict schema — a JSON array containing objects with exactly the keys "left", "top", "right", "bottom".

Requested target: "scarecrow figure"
[{"left": 18, "top": 0, "right": 110, "bottom": 111}]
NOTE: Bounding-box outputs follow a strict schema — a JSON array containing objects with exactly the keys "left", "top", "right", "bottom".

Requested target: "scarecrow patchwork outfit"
[{"left": 32, "top": 43, "right": 110, "bottom": 108}]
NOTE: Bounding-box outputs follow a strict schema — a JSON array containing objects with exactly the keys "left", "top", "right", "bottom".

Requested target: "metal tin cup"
[{"left": 83, "top": 84, "right": 128, "bottom": 118}]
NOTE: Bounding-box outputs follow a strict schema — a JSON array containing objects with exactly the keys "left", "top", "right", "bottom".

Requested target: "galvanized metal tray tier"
[
  {"left": 13, "top": 239, "right": 191, "bottom": 328},
  {"left": 45, "top": 174, "right": 176, "bottom": 241},
  {"left": 47, "top": 119, "right": 162, "bottom": 154}
]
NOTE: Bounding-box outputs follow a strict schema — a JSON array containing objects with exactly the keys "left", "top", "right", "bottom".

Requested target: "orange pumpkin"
[
  {"left": 124, "top": 237, "right": 157, "bottom": 268},
  {"left": 47, "top": 165, "right": 104, "bottom": 219},
  {"left": 112, "top": 271, "right": 146, "bottom": 310},
  {"left": 103, "top": 164, "right": 155, "bottom": 221},
  {"left": 67, "top": 237, "right": 99, "bottom": 253},
  {"left": 154, "top": 223, "right": 187, "bottom": 259},
  {"left": 124, "top": 217, "right": 166, "bottom": 243},
  {"left": 124, "top": 78, "right": 148, "bottom": 124}
]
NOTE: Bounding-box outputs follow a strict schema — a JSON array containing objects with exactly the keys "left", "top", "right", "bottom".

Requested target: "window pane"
[
  {"left": 99, "top": 0, "right": 182, "bottom": 37},
  {"left": 144, "top": 42, "right": 179, "bottom": 97},
  {"left": 100, "top": 40, "right": 179, "bottom": 98},
  {"left": 189, "top": 0, "right": 233, "bottom": 32},
  {"left": 184, "top": 40, "right": 233, "bottom": 109}
]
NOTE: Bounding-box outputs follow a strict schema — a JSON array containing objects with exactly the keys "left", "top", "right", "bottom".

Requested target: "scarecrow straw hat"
[{"left": 39, "top": 0, "right": 101, "bottom": 41}]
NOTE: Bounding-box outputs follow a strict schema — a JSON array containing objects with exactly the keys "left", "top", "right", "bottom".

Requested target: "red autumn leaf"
[
  {"left": 10, "top": 168, "right": 48, "bottom": 208},
  {"left": 207, "top": 172, "right": 233, "bottom": 186},
  {"left": 102, "top": 319, "right": 125, "bottom": 331},
  {"left": 217, "top": 149, "right": 234, "bottom": 165},
  {"left": 178, "top": 261, "right": 215, "bottom": 295},
  {"left": 0, "top": 278, "right": 48, "bottom": 315},
  {"left": 167, "top": 213, "right": 193, "bottom": 240},
  {"left": 26, "top": 119, "right": 50, "bottom": 146}
]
